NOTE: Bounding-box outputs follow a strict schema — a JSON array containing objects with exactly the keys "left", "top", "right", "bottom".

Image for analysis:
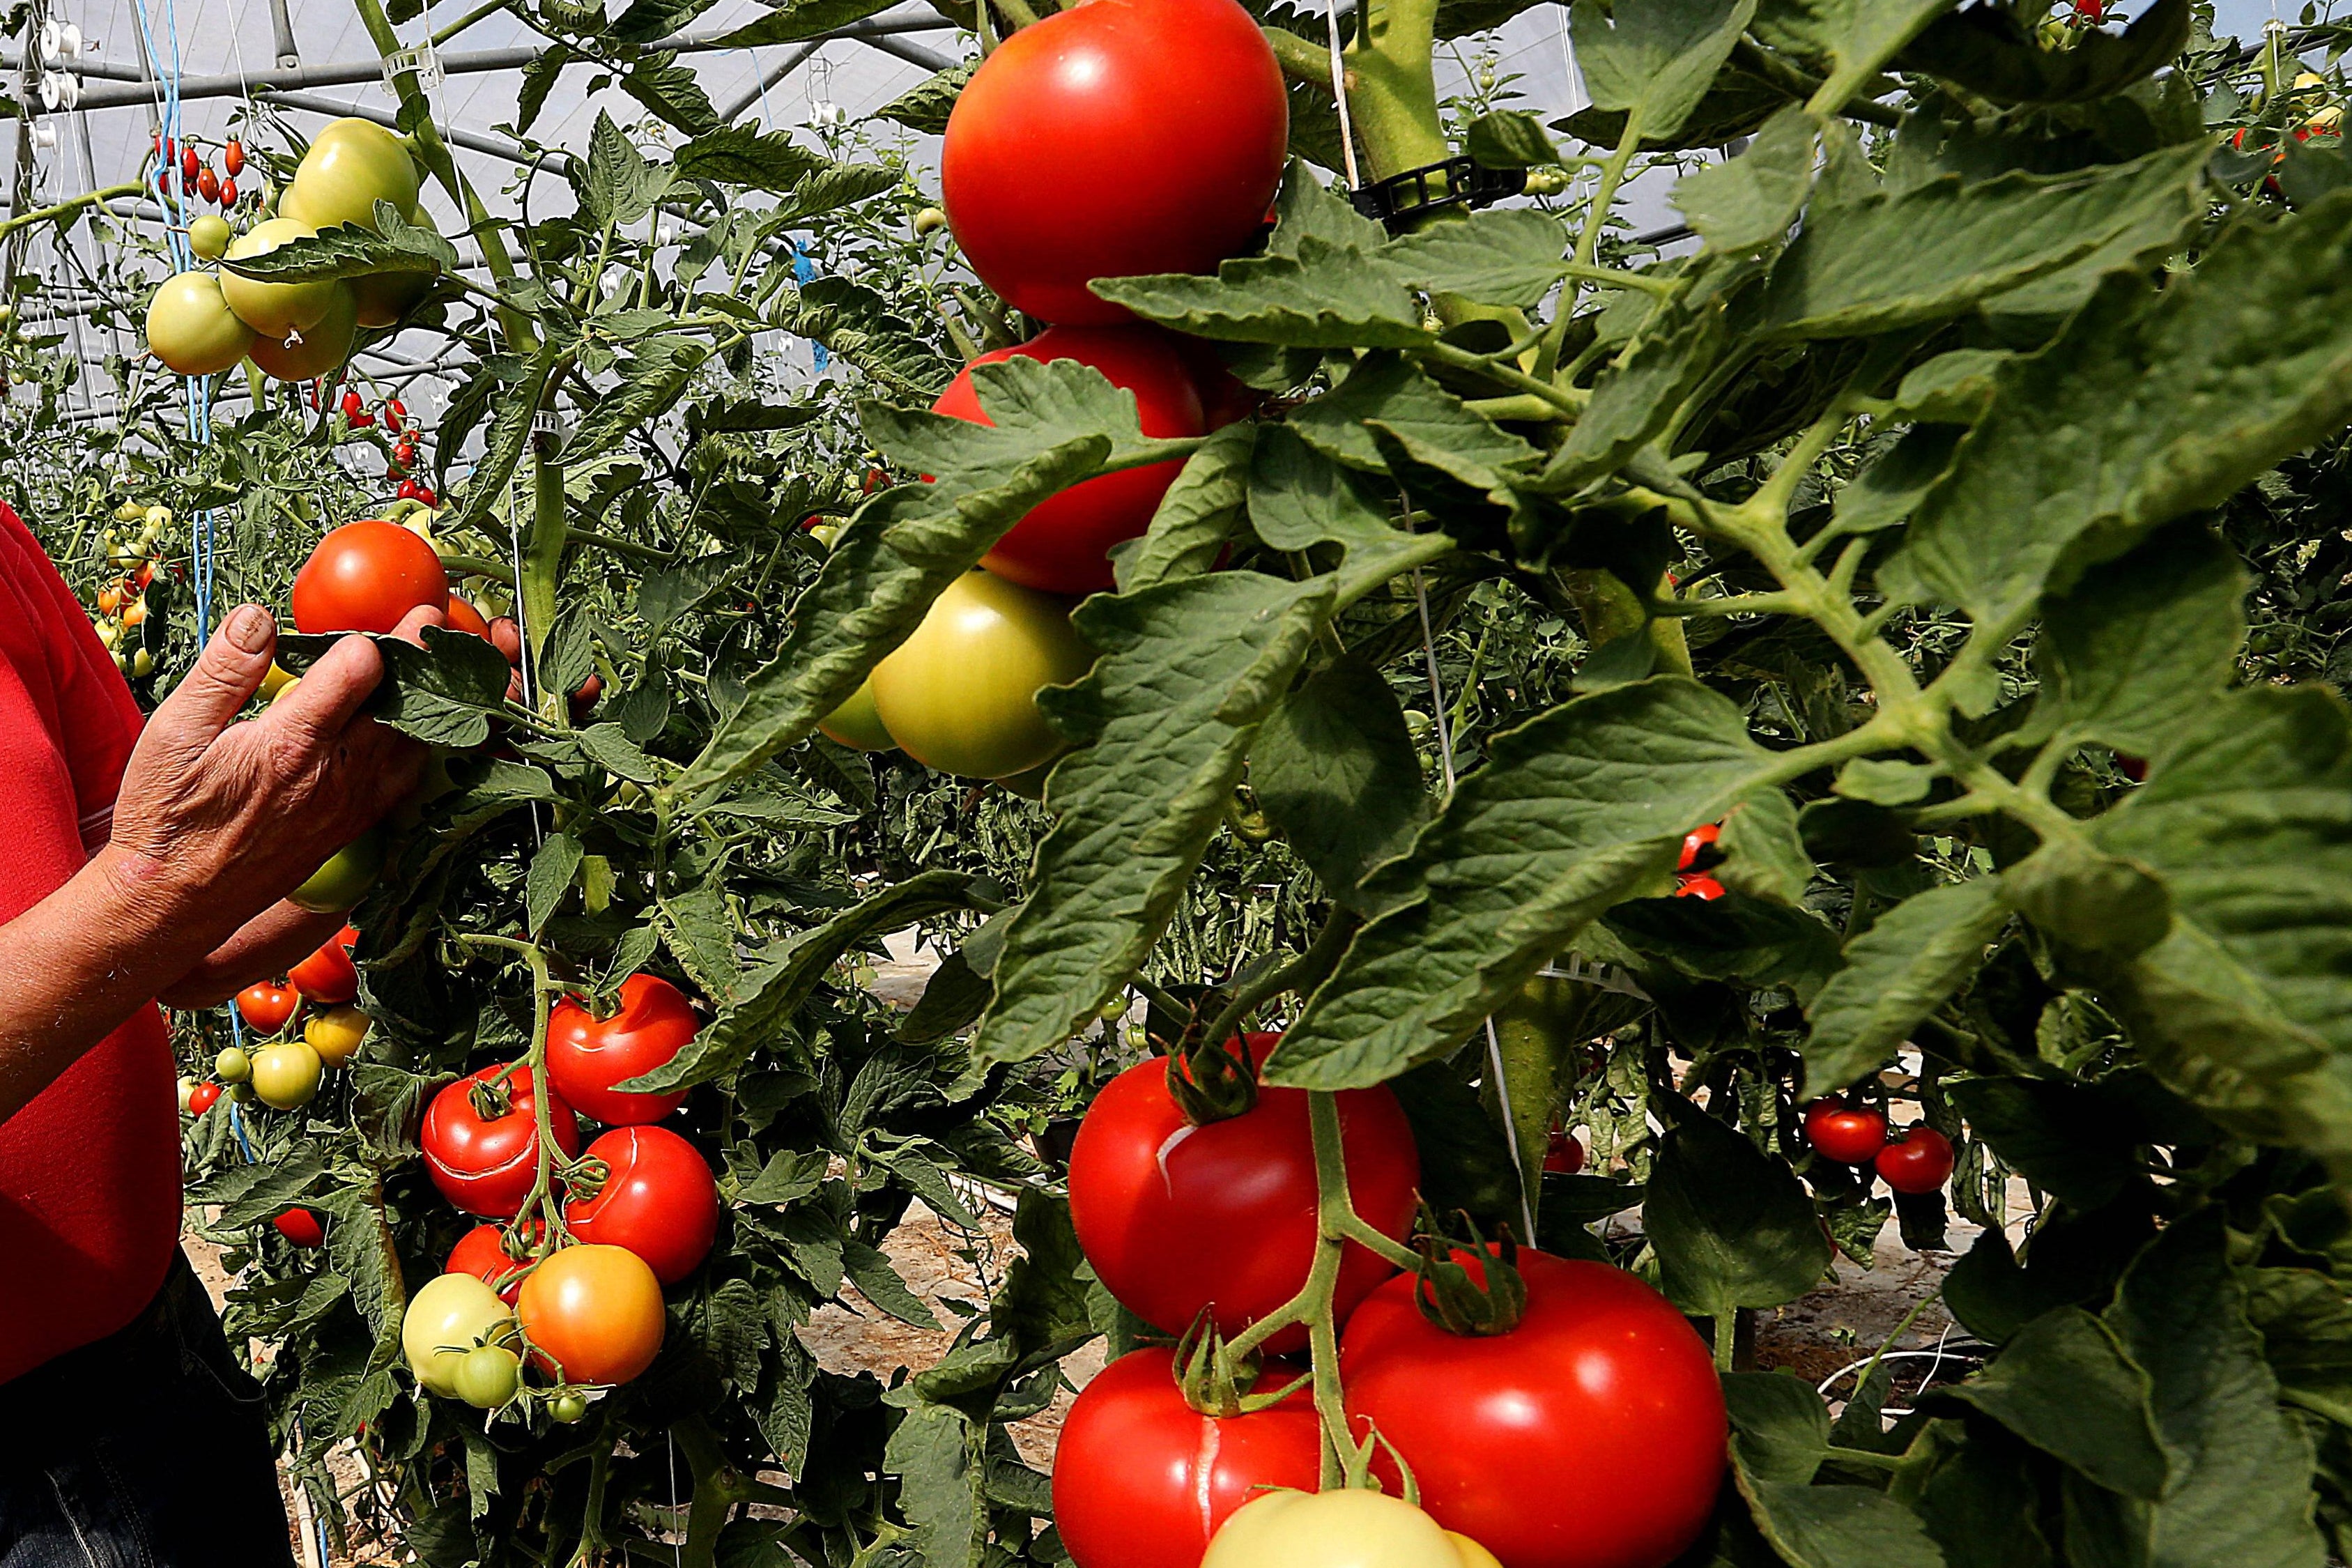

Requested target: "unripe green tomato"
[
  {"left": 292, "top": 827, "right": 386, "bottom": 913},
  {"left": 1202, "top": 1489, "right": 1478, "bottom": 1568},
  {"left": 177, "top": 1075, "right": 198, "bottom": 1113},
  {"left": 94, "top": 621, "right": 119, "bottom": 650},
  {"left": 146, "top": 271, "right": 256, "bottom": 378},
  {"left": 112, "top": 650, "right": 132, "bottom": 674},
  {"left": 453, "top": 1344, "right": 522, "bottom": 1409},
  {"left": 251, "top": 1040, "right": 323, "bottom": 1109},
  {"left": 817, "top": 676, "right": 895, "bottom": 753},
  {"left": 220, "top": 217, "right": 337, "bottom": 339},
  {"left": 215, "top": 1045, "right": 252, "bottom": 1084},
  {"left": 249, "top": 281, "right": 357, "bottom": 382},
  {"left": 401, "top": 1273, "right": 512, "bottom": 1397},
  {"left": 913, "top": 206, "right": 948, "bottom": 236},
  {"left": 548, "top": 1391, "right": 590, "bottom": 1424},
  {"left": 189, "top": 213, "right": 233, "bottom": 260},
  {"left": 281, "top": 118, "right": 422, "bottom": 233},
  {"left": 131, "top": 647, "right": 154, "bottom": 678},
  {"left": 869, "top": 571, "right": 1092, "bottom": 781}
]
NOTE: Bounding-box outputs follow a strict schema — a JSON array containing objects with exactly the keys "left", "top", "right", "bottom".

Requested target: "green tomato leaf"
[
  {"left": 1801, "top": 878, "right": 2011, "bottom": 1094},
  {"left": 1252, "top": 653, "right": 1431, "bottom": 912},
  {"left": 1378, "top": 207, "right": 1578, "bottom": 311},
  {"left": 1570, "top": 0, "right": 1758, "bottom": 145},
  {"left": 1268, "top": 677, "right": 1780, "bottom": 1089},
  {"left": 974, "top": 571, "right": 1334, "bottom": 1066},
  {"left": 1289, "top": 351, "right": 1542, "bottom": 480},
  {"left": 1672, "top": 105, "right": 1818, "bottom": 256},
  {"left": 1648, "top": 1108, "right": 1834, "bottom": 1318},
  {"left": 1898, "top": 0, "right": 2191, "bottom": 107},
  {"left": 2038, "top": 520, "right": 2248, "bottom": 762},
  {"left": 1114, "top": 421, "right": 1254, "bottom": 594},
  {"left": 1937, "top": 1307, "right": 2168, "bottom": 1499},
  {"left": 1750, "top": 0, "right": 1959, "bottom": 112}
]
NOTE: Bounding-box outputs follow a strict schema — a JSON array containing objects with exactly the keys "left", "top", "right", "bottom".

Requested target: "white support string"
[{"left": 1321, "top": 0, "right": 1360, "bottom": 190}]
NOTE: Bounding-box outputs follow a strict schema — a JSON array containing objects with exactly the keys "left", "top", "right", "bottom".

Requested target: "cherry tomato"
[
  {"left": 2116, "top": 753, "right": 2148, "bottom": 783},
  {"left": 224, "top": 139, "right": 245, "bottom": 177},
  {"left": 341, "top": 388, "right": 367, "bottom": 420},
  {"left": 181, "top": 145, "right": 200, "bottom": 184},
  {"left": 454, "top": 1344, "right": 521, "bottom": 1408},
  {"left": 488, "top": 617, "right": 524, "bottom": 665},
  {"left": 1342, "top": 1249, "right": 1727, "bottom": 1568},
  {"left": 146, "top": 271, "right": 255, "bottom": 378},
  {"left": 422, "top": 1063, "right": 582, "bottom": 1219},
  {"left": 401, "top": 1272, "right": 512, "bottom": 1396},
  {"left": 1677, "top": 822, "right": 1720, "bottom": 871},
  {"left": 941, "top": 0, "right": 1287, "bottom": 324},
  {"left": 196, "top": 165, "right": 220, "bottom": 204},
  {"left": 395, "top": 478, "right": 423, "bottom": 502},
  {"left": 443, "top": 595, "right": 492, "bottom": 640},
  {"left": 1054, "top": 1345, "right": 1321, "bottom": 1568},
  {"left": 305, "top": 1004, "right": 370, "bottom": 1068},
  {"left": 870, "top": 570, "right": 1093, "bottom": 781},
  {"left": 1202, "top": 1490, "right": 1482, "bottom": 1568},
  {"left": 291, "top": 519, "right": 449, "bottom": 634},
  {"left": 394, "top": 440, "right": 417, "bottom": 466},
  {"left": 157, "top": 135, "right": 175, "bottom": 167},
  {"left": 218, "top": 176, "right": 238, "bottom": 208},
  {"left": 934, "top": 325, "right": 1205, "bottom": 595},
  {"left": 516, "top": 1245, "right": 666, "bottom": 1387},
  {"left": 417, "top": 485, "right": 440, "bottom": 507},
  {"left": 1068, "top": 1033, "right": 1419, "bottom": 1349},
  {"left": 291, "top": 826, "right": 387, "bottom": 913},
  {"left": 187, "top": 1080, "right": 223, "bottom": 1116},
  {"left": 289, "top": 923, "right": 360, "bottom": 1004},
  {"left": 449, "top": 1218, "right": 544, "bottom": 1304},
  {"left": 275, "top": 1208, "right": 326, "bottom": 1247},
  {"left": 1803, "top": 1098, "right": 1889, "bottom": 1167},
  {"left": 387, "top": 397, "right": 408, "bottom": 426},
  {"left": 563, "top": 1125, "right": 719, "bottom": 1286},
  {"left": 1876, "top": 1125, "right": 1956, "bottom": 1194},
  {"left": 215, "top": 1045, "right": 252, "bottom": 1084},
  {"left": 252, "top": 1040, "right": 324, "bottom": 1109},
  {"left": 280, "top": 117, "right": 421, "bottom": 233},
  {"left": 548, "top": 1391, "right": 590, "bottom": 1424},
  {"left": 219, "top": 217, "right": 340, "bottom": 340},
  {"left": 236, "top": 980, "right": 299, "bottom": 1036},
  {"left": 1543, "top": 1127, "right": 1585, "bottom": 1174},
  {"left": 1673, "top": 873, "right": 1725, "bottom": 900},
  {"left": 544, "top": 974, "right": 698, "bottom": 1125}
]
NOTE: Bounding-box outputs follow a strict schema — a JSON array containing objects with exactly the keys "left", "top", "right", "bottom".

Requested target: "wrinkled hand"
[{"left": 108, "top": 601, "right": 440, "bottom": 937}]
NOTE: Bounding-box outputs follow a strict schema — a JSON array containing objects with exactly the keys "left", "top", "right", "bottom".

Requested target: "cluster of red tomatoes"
[
  {"left": 813, "top": 0, "right": 1289, "bottom": 783},
  {"left": 400, "top": 974, "right": 717, "bottom": 1411},
  {"left": 1052, "top": 1033, "right": 1728, "bottom": 1568},
  {"left": 155, "top": 134, "right": 247, "bottom": 213},
  {"left": 1801, "top": 1098, "right": 1956, "bottom": 1196},
  {"left": 146, "top": 118, "right": 431, "bottom": 384}
]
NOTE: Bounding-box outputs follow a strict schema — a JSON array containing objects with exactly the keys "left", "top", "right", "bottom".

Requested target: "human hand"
[{"left": 105, "top": 601, "right": 440, "bottom": 951}]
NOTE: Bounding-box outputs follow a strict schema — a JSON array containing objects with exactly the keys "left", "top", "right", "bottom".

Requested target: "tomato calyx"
[
  {"left": 469, "top": 1070, "right": 517, "bottom": 1122},
  {"left": 1172, "top": 1312, "right": 1266, "bottom": 1417},
  {"left": 1408, "top": 1215, "right": 1529, "bottom": 1337},
  {"left": 1162, "top": 1013, "right": 1259, "bottom": 1126}
]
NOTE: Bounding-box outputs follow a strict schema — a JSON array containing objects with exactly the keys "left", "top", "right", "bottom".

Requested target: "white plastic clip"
[{"left": 381, "top": 42, "right": 444, "bottom": 92}]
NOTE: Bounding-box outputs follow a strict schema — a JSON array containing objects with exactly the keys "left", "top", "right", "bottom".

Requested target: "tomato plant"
[{"left": 869, "top": 569, "right": 1095, "bottom": 779}]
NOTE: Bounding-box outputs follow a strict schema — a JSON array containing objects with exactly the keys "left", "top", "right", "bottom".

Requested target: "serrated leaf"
[
  {"left": 871, "top": 62, "right": 974, "bottom": 134},
  {"left": 1571, "top": 0, "right": 1758, "bottom": 144},
  {"left": 672, "top": 125, "right": 825, "bottom": 192},
  {"left": 576, "top": 723, "right": 661, "bottom": 783},
  {"left": 2038, "top": 521, "right": 2247, "bottom": 761},
  {"left": 1900, "top": 0, "right": 2190, "bottom": 107},
  {"left": 567, "top": 337, "right": 711, "bottom": 468},
  {"left": 217, "top": 201, "right": 455, "bottom": 281},
  {"left": 1253, "top": 654, "right": 1430, "bottom": 910},
  {"left": 1751, "top": 0, "right": 1959, "bottom": 109},
  {"left": 1539, "top": 292, "right": 1729, "bottom": 491},
  {"left": 1650, "top": 1110, "right": 1832, "bottom": 1316},
  {"left": 1898, "top": 190, "right": 2352, "bottom": 636},
  {"left": 1758, "top": 140, "right": 2209, "bottom": 340},
  {"left": 1091, "top": 228, "right": 1434, "bottom": 348},
  {"left": 1937, "top": 1307, "right": 2167, "bottom": 1498},
  {"left": 1292, "top": 351, "right": 1542, "bottom": 480},
  {"left": 882, "top": 1403, "right": 985, "bottom": 1567},
  {"left": 1379, "top": 208, "right": 1576, "bottom": 309},
  {"left": 449, "top": 340, "right": 560, "bottom": 540},
  {"left": 2002, "top": 838, "right": 2174, "bottom": 959},
  {"left": 1267, "top": 677, "right": 1781, "bottom": 1089},
  {"left": 1673, "top": 105, "right": 1817, "bottom": 255},
  {"left": 781, "top": 274, "right": 958, "bottom": 401},
  {"left": 1715, "top": 785, "right": 1814, "bottom": 905},
  {"left": 1465, "top": 109, "right": 1561, "bottom": 168},
  {"left": 1247, "top": 424, "right": 1431, "bottom": 579},
  {"left": 524, "top": 832, "right": 583, "bottom": 935},
  {"left": 1801, "top": 878, "right": 2009, "bottom": 1093},
  {"left": 1115, "top": 422, "right": 1254, "bottom": 594},
  {"left": 974, "top": 573, "right": 1332, "bottom": 1066},
  {"left": 842, "top": 1237, "right": 941, "bottom": 1329},
  {"left": 659, "top": 871, "right": 741, "bottom": 1000},
  {"left": 772, "top": 162, "right": 900, "bottom": 224},
  {"left": 276, "top": 626, "right": 512, "bottom": 748}
]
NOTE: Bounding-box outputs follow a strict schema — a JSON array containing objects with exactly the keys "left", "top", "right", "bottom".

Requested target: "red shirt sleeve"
[{"left": 0, "top": 501, "right": 145, "bottom": 852}]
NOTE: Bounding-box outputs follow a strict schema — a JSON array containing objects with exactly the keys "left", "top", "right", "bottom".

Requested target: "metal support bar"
[
  {"left": 257, "top": 89, "right": 571, "bottom": 173},
  {"left": 0, "top": 11, "right": 956, "bottom": 113},
  {"left": 270, "top": 0, "right": 300, "bottom": 68},
  {"left": 717, "top": 40, "right": 824, "bottom": 124}
]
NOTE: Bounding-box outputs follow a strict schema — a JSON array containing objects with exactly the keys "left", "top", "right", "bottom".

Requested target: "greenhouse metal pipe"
[
  {"left": 256, "top": 89, "right": 572, "bottom": 173},
  {"left": 717, "top": 41, "right": 824, "bottom": 123},
  {"left": 270, "top": 0, "right": 301, "bottom": 68},
  {"left": 0, "top": 12, "right": 958, "bottom": 113}
]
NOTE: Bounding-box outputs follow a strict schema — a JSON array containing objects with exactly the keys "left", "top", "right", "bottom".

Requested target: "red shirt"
[{"left": 0, "top": 502, "right": 180, "bottom": 1383}]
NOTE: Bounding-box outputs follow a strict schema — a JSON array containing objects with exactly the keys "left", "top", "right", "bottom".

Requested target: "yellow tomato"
[
  {"left": 251, "top": 1040, "right": 324, "bottom": 1109},
  {"left": 305, "top": 1005, "right": 369, "bottom": 1067}
]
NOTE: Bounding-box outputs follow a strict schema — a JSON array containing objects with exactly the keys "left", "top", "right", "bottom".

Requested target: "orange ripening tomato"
[{"left": 516, "top": 1245, "right": 667, "bottom": 1387}]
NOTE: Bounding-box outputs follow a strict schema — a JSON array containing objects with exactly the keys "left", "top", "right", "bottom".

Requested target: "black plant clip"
[
  {"left": 1348, "top": 157, "right": 1530, "bottom": 233},
  {"left": 1410, "top": 1206, "right": 1529, "bottom": 1337}
]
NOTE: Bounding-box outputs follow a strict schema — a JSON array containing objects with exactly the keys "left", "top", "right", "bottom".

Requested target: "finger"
[
  {"left": 391, "top": 601, "right": 446, "bottom": 650},
  {"left": 153, "top": 903, "right": 348, "bottom": 1010},
  {"left": 263, "top": 632, "right": 385, "bottom": 751},
  {"left": 139, "top": 605, "right": 277, "bottom": 768}
]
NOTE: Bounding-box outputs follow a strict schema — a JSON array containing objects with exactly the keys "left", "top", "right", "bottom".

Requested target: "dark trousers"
[{"left": 0, "top": 1251, "right": 295, "bottom": 1568}]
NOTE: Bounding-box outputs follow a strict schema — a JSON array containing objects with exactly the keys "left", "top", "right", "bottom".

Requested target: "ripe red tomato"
[
  {"left": 290, "top": 519, "right": 449, "bottom": 634},
  {"left": 1169, "top": 334, "right": 1259, "bottom": 431},
  {"left": 1876, "top": 1125, "right": 1956, "bottom": 1194},
  {"left": 180, "top": 145, "right": 199, "bottom": 183},
  {"left": 220, "top": 176, "right": 239, "bottom": 207},
  {"left": 487, "top": 616, "right": 524, "bottom": 666},
  {"left": 1542, "top": 1127, "right": 1585, "bottom": 1174},
  {"left": 443, "top": 596, "right": 491, "bottom": 640},
  {"left": 275, "top": 1208, "right": 326, "bottom": 1247},
  {"left": 935, "top": 325, "right": 1206, "bottom": 595},
  {"left": 1677, "top": 822, "right": 1720, "bottom": 871},
  {"left": 1803, "top": 1098, "right": 1888, "bottom": 1167},
  {"left": 545, "top": 974, "right": 698, "bottom": 1125},
  {"left": 288, "top": 923, "right": 360, "bottom": 1005},
  {"left": 187, "top": 1080, "right": 223, "bottom": 1116},
  {"left": 1673, "top": 873, "right": 1725, "bottom": 900},
  {"left": 236, "top": 980, "right": 299, "bottom": 1036},
  {"left": 1344, "top": 1249, "right": 1727, "bottom": 1568},
  {"left": 516, "top": 1244, "right": 667, "bottom": 1386},
  {"left": 196, "top": 165, "right": 220, "bottom": 204},
  {"left": 940, "top": 0, "right": 1287, "bottom": 325},
  {"left": 448, "top": 1218, "right": 543, "bottom": 1304},
  {"left": 224, "top": 139, "right": 245, "bottom": 177},
  {"left": 1068, "top": 1033, "right": 1419, "bottom": 1349},
  {"left": 422, "top": 1063, "right": 581, "bottom": 1219},
  {"left": 563, "top": 1125, "right": 718, "bottom": 1285},
  {"left": 1054, "top": 1346, "right": 1321, "bottom": 1568}
]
